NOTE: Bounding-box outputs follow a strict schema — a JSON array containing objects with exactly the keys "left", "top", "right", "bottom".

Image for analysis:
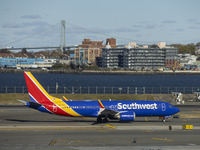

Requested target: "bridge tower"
[{"left": 61, "top": 20, "right": 66, "bottom": 52}]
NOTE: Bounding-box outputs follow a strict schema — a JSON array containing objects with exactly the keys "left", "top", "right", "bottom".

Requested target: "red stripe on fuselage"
[{"left": 24, "top": 72, "right": 73, "bottom": 117}]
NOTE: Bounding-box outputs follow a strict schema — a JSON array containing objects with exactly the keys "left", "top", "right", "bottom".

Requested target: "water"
[{"left": 0, "top": 73, "right": 200, "bottom": 88}]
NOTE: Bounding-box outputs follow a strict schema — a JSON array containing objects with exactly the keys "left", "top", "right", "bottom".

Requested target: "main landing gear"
[
  {"left": 159, "top": 116, "right": 166, "bottom": 122},
  {"left": 97, "top": 116, "right": 109, "bottom": 123}
]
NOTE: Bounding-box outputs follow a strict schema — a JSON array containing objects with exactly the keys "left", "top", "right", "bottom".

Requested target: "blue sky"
[{"left": 0, "top": 0, "right": 200, "bottom": 48}]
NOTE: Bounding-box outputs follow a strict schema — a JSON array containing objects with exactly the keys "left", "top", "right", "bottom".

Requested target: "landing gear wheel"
[
  {"left": 97, "top": 117, "right": 102, "bottom": 123},
  {"left": 103, "top": 118, "right": 109, "bottom": 123}
]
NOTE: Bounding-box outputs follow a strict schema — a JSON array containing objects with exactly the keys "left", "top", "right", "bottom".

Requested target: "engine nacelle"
[{"left": 119, "top": 112, "right": 135, "bottom": 121}]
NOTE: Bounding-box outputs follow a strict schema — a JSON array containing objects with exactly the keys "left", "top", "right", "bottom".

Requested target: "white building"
[{"left": 178, "top": 54, "right": 197, "bottom": 66}]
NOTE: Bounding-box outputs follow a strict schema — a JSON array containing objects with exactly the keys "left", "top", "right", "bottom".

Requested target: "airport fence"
[{"left": 0, "top": 86, "right": 200, "bottom": 94}]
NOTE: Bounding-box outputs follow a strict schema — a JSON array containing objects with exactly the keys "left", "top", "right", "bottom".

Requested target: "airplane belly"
[
  {"left": 134, "top": 109, "right": 161, "bottom": 117},
  {"left": 73, "top": 109, "right": 98, "bottom": 117}
]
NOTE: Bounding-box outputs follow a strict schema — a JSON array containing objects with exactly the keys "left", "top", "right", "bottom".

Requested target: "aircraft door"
[{"left": 162, "top": 103, "right": 166, "bottom": 111}]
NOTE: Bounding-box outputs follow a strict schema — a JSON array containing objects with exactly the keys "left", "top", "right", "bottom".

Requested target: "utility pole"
[{"left": 61, "top": 20, "right": 66, "bottom": 52}]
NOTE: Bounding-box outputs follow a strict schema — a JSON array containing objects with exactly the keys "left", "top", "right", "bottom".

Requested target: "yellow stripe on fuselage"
[
  {"left": 26, "top": 72, "right": 82, "bottom": 117},
  {"left": 51, "top": 97, "right": 82, "bottom": 117}
]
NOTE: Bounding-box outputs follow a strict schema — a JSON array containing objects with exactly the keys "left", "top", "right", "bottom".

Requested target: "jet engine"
[{"left": 118, "top": 112, "right": 136, "bottom": 121}]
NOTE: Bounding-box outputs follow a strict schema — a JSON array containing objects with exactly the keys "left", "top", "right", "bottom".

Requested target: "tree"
[
  {"left": 150, "top": 44, "right": 158, "bottom": 48},
  {"left": 70, "top": 62, "right": 77, "bottom": 70},
  {"left": 52, "top": 63, "right": 70, "bottom": 70},
  {"left": 196, "top": 42, "right": 200, "bottom": 46},
  {"left": 64, "top": 50, "right": 74, "bottom": 55},
  {"left": 52, "top": 63, "right": 63, "bottom": 70},
  {"left": 0, "top": 49, "right": 11, "bottom": 53},
  {"left": 172, "top": 44, "right": 195, "bottom": 55},
  {"left": 179, "top": 45, "right": 188, "bottom": 54},
  {"left": 187, "top": 44, "right": 195, "bottom": 55},
  {"left": 51, "top": 49, "right": 66, "bottom": 58}
]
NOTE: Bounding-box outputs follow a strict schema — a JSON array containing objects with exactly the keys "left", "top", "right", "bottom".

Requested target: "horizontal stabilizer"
[{"left": 17, "top": 99, "right": 27, "bottom": 105}]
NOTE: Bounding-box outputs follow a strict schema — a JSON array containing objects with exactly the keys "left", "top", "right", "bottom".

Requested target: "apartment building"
[
  {"left": 75, "top": 48, "right": 102, "bottom": 64},
  {"left": 101, "top": 42, "right": 178, "bottom": 70},
  {"left": 74, "top": 38, "right": 116, "bottom": 65}
]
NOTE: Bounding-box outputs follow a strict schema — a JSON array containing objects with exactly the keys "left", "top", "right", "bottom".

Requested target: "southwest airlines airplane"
[{"left": 19, "top": 72, "right": 180, "bottom": 123}]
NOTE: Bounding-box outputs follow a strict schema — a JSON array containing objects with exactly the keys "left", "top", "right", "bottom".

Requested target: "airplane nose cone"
[{"left": 175, "top": 107, "right": 180, "bottom": 114}]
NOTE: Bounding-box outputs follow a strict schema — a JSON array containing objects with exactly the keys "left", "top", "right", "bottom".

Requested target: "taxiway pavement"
[{"left": 0, "top": 105, "right": 200, "bottom": 150}]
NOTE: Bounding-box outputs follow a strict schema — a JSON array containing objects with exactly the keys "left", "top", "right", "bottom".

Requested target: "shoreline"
[{"left": 1, "top": 69, "right": 200, "bottom": 75}]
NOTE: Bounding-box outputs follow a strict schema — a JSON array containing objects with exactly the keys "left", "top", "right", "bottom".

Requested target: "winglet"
[
  {"left": 98, "top": 99, "right": 105, "bottom": 109},
  {"left": 63, "top": 96, "right": 68, "bottom": 101}
]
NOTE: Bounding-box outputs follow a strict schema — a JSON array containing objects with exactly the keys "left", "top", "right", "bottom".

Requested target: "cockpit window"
[{"left": 169, "top": 105, "right": 174, "bottom": 108}]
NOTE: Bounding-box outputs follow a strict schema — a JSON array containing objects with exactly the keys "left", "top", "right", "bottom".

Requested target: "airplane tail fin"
[
  {"left": 23, "top": 72, "right": 81, "bottom": 116},
  {"left": 24, "top": 72, "right": 53, "bottom": 105}
]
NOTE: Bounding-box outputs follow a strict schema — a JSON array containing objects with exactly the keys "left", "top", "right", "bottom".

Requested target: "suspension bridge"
[
  {"left": 0, "top": 20, "right": 153, "bottom": 52},
  {"left": 0, "top": 20, "right": 80, "bottom": 52}
]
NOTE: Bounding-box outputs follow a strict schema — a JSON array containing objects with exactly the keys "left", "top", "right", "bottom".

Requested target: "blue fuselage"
[{"left": 61, "top": 100, "right": 180, "bottom": 117}]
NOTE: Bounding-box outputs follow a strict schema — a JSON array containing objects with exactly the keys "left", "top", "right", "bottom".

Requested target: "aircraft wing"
[
  {"left": 98, "top": 100, "right": 122, "bottom": 118},
  {"left": 97, "top": 100, "right": 136, "bottom": 122},
  {"left": 100, "top": 108, "right": 119, "bottom": 116}
]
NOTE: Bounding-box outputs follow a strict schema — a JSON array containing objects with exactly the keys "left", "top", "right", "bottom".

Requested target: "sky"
[{"left": 0, "top": 0, "right": 200, "bottom": 48}]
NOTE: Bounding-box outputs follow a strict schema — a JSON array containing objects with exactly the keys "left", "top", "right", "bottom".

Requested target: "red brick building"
[
  {"left": 165, "top": 59, "right": 176, "bottom": 69},
  {"left": 75, "top": 38, "right": 116, "bottom": 65},
  {"left": 106, "top": 38, "right": 117, "bottom": 48},
  {"left": 165, "top": 59, "right": 181, "bottom": 69},
  {"left": 79, "top": 39, "right": 104, "bottom": 48}
]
